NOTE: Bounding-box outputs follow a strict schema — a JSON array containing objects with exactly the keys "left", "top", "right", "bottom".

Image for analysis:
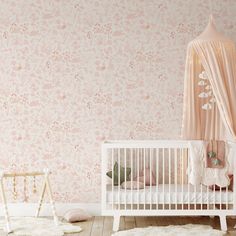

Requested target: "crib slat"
[
  {"left": 220, "top": 187, "right": 222, "bottom": 209},
  {"left": 137, "top": 148, "right": 140, "bottom": 210},
  {"left": 168, "top": 148, "right": 171, "bottom": 210},
  {"left": 193, "top": 153, "right": 196, "bottom": 210},
  {"left": 124, "top": 148, "right": 127, "bottom": 210},
  {"left": 187, "top": 151, "right": 190, "bottom": 210},
  {"left": 162, "top": 148, "right": 165, "bottom": 209},
  {"left": 156, "top": 148, "right": 159, "bottom": 210},
  {"left": 201, "top": 184, "right": 203, "bottom": 210},
  {"left": 214, "top": 184, "right": 216, "bottom": 210},
  {"left": 150, "top": 149, "right": 152, "bottom": 210},
  {"left": 207, "top": 184, "right": 209, "bottom": 210},
  {"left": 131, "top": 149, "right": 133, "bottom": 210},
  {"left": 226, "top": 185, "right": 228, "bottom": 210},
  {"left": 144, "top": 148, "right": 146, "bottom": 210},
  {"left": 181, "top": 148, "right": 184, "bottom": 210},
  {"left": 112, "top": 149, "right": 114, "bottom": 210},
  {"left": 234, "top": 149, "right": 236, "bottom": 212},
  {"left": 118, "top": 149, "right": 121, "bottom": 210},
  {"left": 175, "top": 148, "right": 177, "bottom": 210}
]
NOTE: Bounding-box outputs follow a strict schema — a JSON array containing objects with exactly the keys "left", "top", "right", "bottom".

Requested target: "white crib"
[{"left": 101, "top": 140, "right": 236, "bottom": 232}]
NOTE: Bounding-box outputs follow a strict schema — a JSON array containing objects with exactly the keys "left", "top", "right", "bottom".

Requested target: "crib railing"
[{"left": 101, "top": 140, "right": 236, "bottom": 216}]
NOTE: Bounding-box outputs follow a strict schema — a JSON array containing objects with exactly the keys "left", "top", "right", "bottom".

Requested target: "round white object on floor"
[
  {"left": 0, "top": 217, "right": 82, "bottom": 236},
  {"left": 112, "top": 224, "right": 224, "bottom": 236}
]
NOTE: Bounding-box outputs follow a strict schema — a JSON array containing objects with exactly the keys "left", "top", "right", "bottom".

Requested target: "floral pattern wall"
[{"left": 0, "top": 0, "right": 236, "bottom": 203}]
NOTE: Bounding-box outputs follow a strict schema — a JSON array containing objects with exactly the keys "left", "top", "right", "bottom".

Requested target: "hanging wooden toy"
[
  {"left": 0, "top": 169, "right": 58, "bottom": 234},
  {"left": 33, "top": 175, "right": 37, "bottom": 194},
  {"left": 13, "top": 175, "right": 17, "bottom": 200}
]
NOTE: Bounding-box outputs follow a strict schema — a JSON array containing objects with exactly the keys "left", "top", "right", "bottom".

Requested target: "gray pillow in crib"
[{"left": 106, "top": 162, "right": 131, "bottom": 185}]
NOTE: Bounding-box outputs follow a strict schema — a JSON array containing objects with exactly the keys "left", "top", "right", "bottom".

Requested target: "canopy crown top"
[{"left": 191, "top": 15, "right": 232, "bottom": 43}]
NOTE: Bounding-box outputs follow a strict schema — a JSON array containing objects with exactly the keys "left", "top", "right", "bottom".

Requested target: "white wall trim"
[{"left": 0, "top": 203, "right": 101, "bottom": 216}]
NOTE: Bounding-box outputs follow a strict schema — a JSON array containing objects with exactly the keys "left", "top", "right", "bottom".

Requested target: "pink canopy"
[{"left": 182, "top": 16, "right": 236, "bottom": 141}]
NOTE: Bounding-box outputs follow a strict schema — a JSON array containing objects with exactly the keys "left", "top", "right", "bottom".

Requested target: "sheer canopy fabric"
[{"left": 182, "top": 19, "right": 236, "bottom": 141}]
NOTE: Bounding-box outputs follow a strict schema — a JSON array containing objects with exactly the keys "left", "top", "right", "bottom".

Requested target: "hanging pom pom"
[
  {"left": 202, "top": 71, "right": 208, "bottom": 79},
  {"left": 198, "top": 80, "right": 206, "bottom": 86},
  {"left": 199, "top": 73, "right": 204, "bottom": 79},
  {"left": 33, "top": 176, "right": 37, "bottom": 194},
  {"left": 202, "top": 103, "right": 212, "bottom": 110},
  {"left": 199, "top": 71, "right": 208, "bottom": 80},
  {"left": 198, "top": 92, "right": 209, "bottom": 98},
  {"left": 207, "top": 90, "right": 213, "bottom": 96},
  {"left": 210, "top": 97, "right": 216, "bottom": 103}
]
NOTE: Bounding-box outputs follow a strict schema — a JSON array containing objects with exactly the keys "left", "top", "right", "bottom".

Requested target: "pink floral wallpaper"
[{"left": 0, "top": 0, "right": 236, "bottom": 203}]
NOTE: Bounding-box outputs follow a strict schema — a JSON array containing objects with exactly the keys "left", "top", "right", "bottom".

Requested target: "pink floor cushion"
[
  {"left": 121, "top": 181, "right": 144, "bottom": 189},
  {"left": 134, "top": 168, "right": 156, "bottom": 186},
  {"left": 63, "top": 208, "right": 92, "bottom": 223}
]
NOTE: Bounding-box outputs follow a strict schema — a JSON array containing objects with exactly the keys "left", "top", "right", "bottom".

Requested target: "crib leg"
[
  {"left": 113, "top": 214, "right": 120, "bottom": 232},
  {"left": 209, "top": 204, "right": 214, "bottom": 219},
  {"left": 219, "top": 215, "right": 227, "bottom": 231}
]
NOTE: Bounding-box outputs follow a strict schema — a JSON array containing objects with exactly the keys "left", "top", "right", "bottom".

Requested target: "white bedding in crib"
[{"left": 106, "top": 184, "right": 233, "bottom": 204}]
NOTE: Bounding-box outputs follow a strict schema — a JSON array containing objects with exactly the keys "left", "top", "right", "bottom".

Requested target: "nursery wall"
[{"left": 0, "top": 0, "right": 236, "bottom": 203}]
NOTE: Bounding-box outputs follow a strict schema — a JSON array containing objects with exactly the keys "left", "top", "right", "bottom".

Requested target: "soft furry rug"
[
  {"left": 0, "top": 217, "right": 82, "bottom": 236},
  {"left": 112, "top": 224, "right": 225, "bottom": 236}
]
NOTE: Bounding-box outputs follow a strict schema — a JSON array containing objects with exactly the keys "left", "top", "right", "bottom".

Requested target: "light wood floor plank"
[
  {"left": 124, "top": 216, "right": 136, "bottom": 230},
  {"left": 148, "top": 216, "right": 158, "bottom": 226},
  {"left": 119, "top": 216, "right": 125, "bottom": 231},
  {"left": 102, "top": 217, "right": 113, "bottom": 236},
  {"left": 90, "top": 216, "right": 104, "bottom": 236},
  {"left": 135, "top": 216, "right": 150, "bottom": 228},
  {"left": 72, "top": 216, "right": 94, "bottom": 236}
]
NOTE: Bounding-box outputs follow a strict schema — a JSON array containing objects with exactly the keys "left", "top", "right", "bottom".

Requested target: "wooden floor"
[
  {"left": 1, "top": 216, "right": 236, "bottom": 235},
  {"left": 68, "top": 216, "right": 236, "bottom": 236}
]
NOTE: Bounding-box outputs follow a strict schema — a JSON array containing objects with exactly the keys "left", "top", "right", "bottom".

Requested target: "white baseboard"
[{"left": 0, "top": 203, "right": 101, "bottom": 216}]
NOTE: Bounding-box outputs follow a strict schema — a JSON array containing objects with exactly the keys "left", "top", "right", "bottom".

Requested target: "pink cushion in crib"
[
  {"left": 134, "top": 168, "right": 156, "bottom": 186},
  {"left": 63, "top": 209, "right": 92, "bottom": 223},
  {"left": 121, "top": 181, "right": 144, "bottom": 189}
]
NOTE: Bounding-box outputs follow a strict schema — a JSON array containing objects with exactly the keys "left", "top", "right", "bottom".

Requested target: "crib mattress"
[{"left": 106, "top": 184, "right": 233, "bottom": 204}]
